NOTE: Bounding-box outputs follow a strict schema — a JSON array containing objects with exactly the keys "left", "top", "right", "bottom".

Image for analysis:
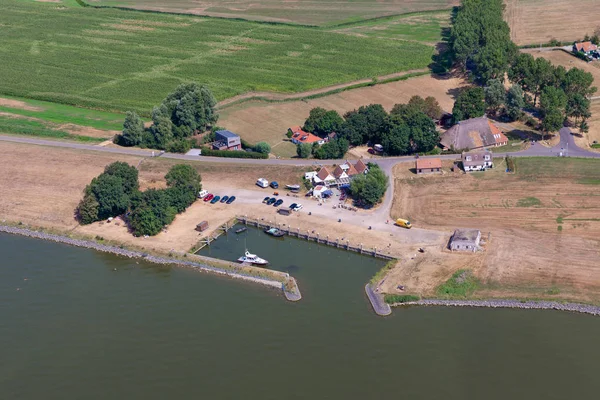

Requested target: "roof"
[
  {"left": 575, "top": 41, "right": 598, "bottom": 53},
  {"left": 451, "top": 229, "right": 481, "bottom": 243},
  {"left": 416, "top": 158, "right": 442, "bottom": 169},
  {"left": 290, "top": 126, "right": 322, "bottom": 144},
  {"left": 440, "top": 117, "right": 505, "bottom": 150},
  {"left": 332, "top": 165, "right": 345, "bottom": 179},
  {"left": 314, "top": 185, "right": 325, "bottom": 191},
  {"left": 346, "top": 163, "right": 359, "bottom": 176},
  {"left": 316, "top": 167, "right": 332, "bottom": 181},
  {"left": 354, "top": 159, "right": 368, "bottom": 174},
  {"left": 462, "top": 150, "right": 492, "bottom": 166},
  {"left": 215, "top": 130, "right": 239, "bottom": 139}
]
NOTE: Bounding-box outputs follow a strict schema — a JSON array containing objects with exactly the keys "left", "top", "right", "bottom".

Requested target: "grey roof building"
[
  {"left": 213, "top": 130, "right": 241, "bottom": 151},
  {"left": 440, "top": 117, "right": 508, "bottom": 151},
  {"left": 449, "top": 229, "right": 481, "bottom": 252},
  {"left": 461, "top": 150, "right": 493, "bottom": 172}
]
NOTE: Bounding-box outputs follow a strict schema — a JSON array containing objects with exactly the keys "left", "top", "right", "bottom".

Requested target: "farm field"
[
  {"left": 90, "top": 0, "right": 458, "bottom": 26},
  {"left": 505, "top": 0, "right": 598, "bottom": 46},
  {"left": 219, "top": 74, "right": 468, "bottom": 149},
  {"left": 0, "top": 0, "right": 436, "bottom": 114},
  {"left": 385, "top": 157, "right": 600, "bottom": 302}
]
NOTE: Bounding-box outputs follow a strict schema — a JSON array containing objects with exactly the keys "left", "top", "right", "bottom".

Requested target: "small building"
[
  {"left": 440, "top": 117, "right": 508, "bottom": 151},
  {"left": 462, "top": 150, "right": 493, "bottom": 172},
  {"left": 289, "top": 126, "right": 325, "bottom": 145},
  {"left": 278, "top": 208, "right": 291, "bottom": 216},
  {"left": 313, "top": 167, "right": 335, "bottom": 185},
  {"left": 416, "top": 158, "right": 442, "bottom": 174},
  {"left": 213, "top": 130, "right": 241, "bottom": 151},
  {"left": 312, "top": 185, "right": 332, "bottom": 198},
  {"left": 449, "top": 229, "right": 481, "bottom": 252},
  {"left": 195, "top": 221, "right": 209, "bottom": 232},
  {"left": 573, "top": 41, "right": 598, "bottom": 54}
]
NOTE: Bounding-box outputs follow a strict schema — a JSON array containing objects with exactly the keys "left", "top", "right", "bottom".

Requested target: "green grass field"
[
  {"left": 0, "top": 116, "right": 105, "bottom": 142},
  {"left": 0, "top": 96, "right": 125, "bottom": 131},
  {"left": 91, "top": 0, "right": 457, "bottom": 26},
  {"left": 516, "top": 157, "right": 600, "bottom": 181},
  {"left": 0, "top": 0, "right": 436, "bottom": 114}
]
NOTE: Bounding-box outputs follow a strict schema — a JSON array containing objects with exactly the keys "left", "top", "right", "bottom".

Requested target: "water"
[{"left": 2, "top": 230, "right": 600, "bottom": 399}]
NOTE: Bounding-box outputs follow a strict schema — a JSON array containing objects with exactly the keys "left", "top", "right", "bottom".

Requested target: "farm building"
[
  {"left": 461, "top": 150, "right": 493, "bottom": 172},
  {"left": 416, "top": 158, "right": 442, "bottom": 174},
  {"left": 573, "top": 41, "right": 598, "bottom": 54},
  {"left": 449, "top": 229, "right": 481, "bottom": 252},
  {"left": 289, "top": 126, "right": 325, "bottom": 145},
  {"left": 440, "top": 117, "right": 508, "bottom": 151},
  {"left": 213, "top": 130, "right": 241, "bottom": 151}
]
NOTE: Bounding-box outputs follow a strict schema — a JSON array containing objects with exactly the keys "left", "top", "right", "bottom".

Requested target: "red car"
[{"left": 203, "top": 194, "right": 214, "bottom": 202}]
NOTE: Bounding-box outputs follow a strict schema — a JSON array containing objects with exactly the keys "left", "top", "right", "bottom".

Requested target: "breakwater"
[
  {"left": 365, "top": 284, "right": 391, "bottom": 316},
  {"left": 237, "top": 216, "right": 396, "bottom": 260},
  {"left": 0, "top": 225, "right": 301, "bottom": 300},
  {"left": 391, "top": 299, "right": 600, "bottom": 316}
]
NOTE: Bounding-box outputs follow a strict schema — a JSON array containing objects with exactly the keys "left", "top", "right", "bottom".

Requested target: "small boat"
[
  {"left": 264, "top": 227, "right": 285, "bottom": 237},
  {"left": 237, "top": 250, "right": 268, "bottom": 265},
  {"left": 235, "top": 227, "right": 247, "bottom": 234},
  {"left": 286, "top": 184, "right": 300, "bottom": 190}
]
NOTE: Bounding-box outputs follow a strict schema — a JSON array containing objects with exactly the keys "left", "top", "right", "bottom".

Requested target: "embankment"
[
  {"left": 0, "top": 225, "right": 301, "bottom": 300},
  {"left": 390, "top": 299, "right": 600, "bottom": 316}
]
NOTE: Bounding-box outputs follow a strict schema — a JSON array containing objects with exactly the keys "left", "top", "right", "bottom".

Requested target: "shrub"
[
  {"left": 199, "top": 147, "right": 268, "bottom": 159},
  {"left": 165, "top": 139, "right": 192, "bottom": 153},
  {"left": 253, "top": 142, "right": 271, "bottom": 154},
  {"left": 436, "top": 270, "right": 479, "bottom": 298},
  {"left": 384, "top": 294, "right": 420, "bottom": 304}
]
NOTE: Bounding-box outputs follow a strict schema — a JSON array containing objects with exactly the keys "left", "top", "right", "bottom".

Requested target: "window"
[
  {"left": 466, "top": 156, "right": 472, "bottom": 161},
  {"left": 484, "top": 155, "right": 490, "bottom": 160},
  {"left": 418, "top": 169, "right": 422, "bottom": 173}
]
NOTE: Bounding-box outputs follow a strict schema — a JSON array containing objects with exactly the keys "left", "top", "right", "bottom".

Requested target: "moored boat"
[
  {"left": 237, "top": 250, "right": 268, "bottom": 265},
  {"left": 235, "top": 227, "right": 247, "bottom": 234},
  {"left": 264, "top": 227, "right": 285, "bottom": 237}
]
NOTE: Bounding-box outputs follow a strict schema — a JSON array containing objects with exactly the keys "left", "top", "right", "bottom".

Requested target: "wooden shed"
[{"left": 195, "top": 221, "right": 209, "bottom": 232}]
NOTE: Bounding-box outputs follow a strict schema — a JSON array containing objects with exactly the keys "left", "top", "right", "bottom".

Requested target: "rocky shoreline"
[
  {"left": 392, "top": 299, "right": 600, "bottom": 316},
  {"left": 0, "top": 225, "right": 299, "bottom": 297}
]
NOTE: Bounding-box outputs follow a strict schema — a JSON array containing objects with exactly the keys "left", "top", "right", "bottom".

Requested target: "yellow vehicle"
[{"left": 395, "top": 218, "right": 412, "bottom": 229}]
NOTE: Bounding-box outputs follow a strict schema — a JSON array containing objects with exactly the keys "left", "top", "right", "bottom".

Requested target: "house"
[
  {"left": 416, "top": 158, "right": 442, "bottom": 174},
  {"left": 213, "top": 130, "right": 241, "bottom": 151},
  {"left": 312, "top": 185, "right": 332, "bottom": 198},
  {"left": 449, "top": 229, "right": 481, "bottom": 252},
  {"left": 573, "top": 41, "right": 598, "bottom": 54},
  {"left": 289, "top": 126, "right": 325, "bottom": 145},
  {"left": 312, "top": 166, "right": 335, "bottom": 184},
  {"left": 440, "top": 117, "right": 508, "bottom": 151},
  {"left": 311, "top": 160, "right": 369, "bottom": 187},
  {"left": 461, "top": 150, "right": 493, "bottom": 172}
]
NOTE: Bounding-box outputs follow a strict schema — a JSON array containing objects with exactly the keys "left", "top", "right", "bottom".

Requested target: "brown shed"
[
  {"left": 195, "top": 221, "right": 209, "bottom": 232},
  {"left": 416, "top": 158, "right": 442, "bottom": 174}
]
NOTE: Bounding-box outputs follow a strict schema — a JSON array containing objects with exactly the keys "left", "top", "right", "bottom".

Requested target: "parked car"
[
  {"left": 292, "top": 204, "right": 303, "bottom": 211},
  {"left": 270, "top": 181, "right": 279, "bottom": 189},
  {"left": 274, "top": 199, "right": 284, "bottom": 207},
  {"left": 267, "top": 197, "right": 276, "bottom": 205},
  {"left": 263, "top": 196, "right": 270, "bottom": 204},
  {"left": 220, "top": 195, "right": 229, "bottom": 203},
  {"left": 290, "top": 203, "right": 297, "bottom": 210},
  {"left": 226, "top": 196, "right": 236, "bottom": 204},
  {"left": 210, "top": 195, "right": 221, "bottom": 204},
  {"left": 204, "top": 194, "right": 214, "bottom": 202}
]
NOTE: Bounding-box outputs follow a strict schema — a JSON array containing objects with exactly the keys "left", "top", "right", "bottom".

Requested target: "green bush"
[
  {"left": 165, "top": 139, "right": 192, "bottom": 153},
  {"left": 384, "top": 294, "right": 420, "bottom": 304},
  {"left": 436, "top": 270, "right": 479, "bottom": 298},
  {"left": 199, "top": 147, "right": 268, "bottom": 159},
  {"left": 591, "top": 143, "right": 600, "bottom": 149}
]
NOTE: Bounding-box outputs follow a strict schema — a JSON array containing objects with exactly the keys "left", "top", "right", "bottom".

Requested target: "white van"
[
  {"left": 256, "top": 178, "right": 269, "bottom": 188},
  {"left": 198, "top": 190, "right": 209, "bottom": 199}
]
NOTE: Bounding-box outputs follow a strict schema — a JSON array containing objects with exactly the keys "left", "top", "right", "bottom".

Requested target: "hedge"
[{"left": 199, "top": 147, "right": 268, "bottom": 159}]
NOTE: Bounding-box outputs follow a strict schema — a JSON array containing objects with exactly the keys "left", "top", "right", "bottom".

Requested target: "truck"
[
  {"left": 198, "top": 190, "right": 209, "bottom": 199},
  {"left": 256, "top": 178, "right": 269, "bottom": 188},
  {"left": 395, "top": 218, "right": 412, "bottom": 229}
]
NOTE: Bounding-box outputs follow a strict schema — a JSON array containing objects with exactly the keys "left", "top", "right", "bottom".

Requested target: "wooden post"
[{"left": 360, "top": 243, "right": 363, "bottom": 254}]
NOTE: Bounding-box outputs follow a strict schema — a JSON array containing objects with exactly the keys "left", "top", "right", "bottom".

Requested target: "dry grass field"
[
  {"left": 219, "top": 74, "right": 468, "bottom": 152},
  {"left": 91, "top": 0, "right": 458, "bottom": 26},
  {"left": 505, "top": 0, "right": 600, "bottom": 46},
  {"left": 387, "top": 157, "right": 600, "bottom": 302}
]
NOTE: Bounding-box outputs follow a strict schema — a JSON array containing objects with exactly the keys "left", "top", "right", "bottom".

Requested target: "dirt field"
[
  {"left": 505, "top": 0, "right": 600, "bottom": 46},
  {"left": 385, "top": 157, "right": 600, "bottom": 302},
  {"left": 92, "top": 0, "right": 458, "bottom": 26},
  {"left": 219, "top": 74, "right": 468, "bottom": 150}
]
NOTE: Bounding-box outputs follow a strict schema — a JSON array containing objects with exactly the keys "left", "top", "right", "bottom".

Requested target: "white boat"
[
  {"left": 286, "top": 184, "right": 300, "bottom": 190},
  {"left": 237, "top": 250, "right": 269, "bottom": 265}
]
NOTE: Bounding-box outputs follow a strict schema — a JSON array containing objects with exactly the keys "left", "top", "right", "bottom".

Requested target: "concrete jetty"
[{"left": 365, "top": 284, "right": 391, "bottom": 316}]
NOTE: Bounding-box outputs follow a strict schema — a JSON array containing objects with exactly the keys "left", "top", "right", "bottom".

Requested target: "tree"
[
  {"left": 505, "top": 84, "right": 525, "bottom": 121},
  {"left": 540, "top": 86, "right": 567, "bottom": 116},
  {"left": 387, "top": 107, "right": 439, "bottom": 153},
  {"left": 77, "top": 193, "right": 99, "bottom": 225},
  {"left": 541, "top": 108, "right": 565, "bottom": 134},
  {"left": 566, "top": 93, "right": 591, "bottom": 123},
  {"left": 452, "top": 87, "right": 485, "bottom": 122},
  {"left": 120, "top": 111, "right": 144, "bottom": 146},
  {"left": 395, "top": 96, "right": 442, "bottom": 120},
  {"left": 253, "top": 142, "right": 271, "bottom": 154},
  {"left": 381, "top": 121, "right": 410, "bottom": 156},
  {"left": 103, "top": 161, "right": 139, "bottom": 195},
  {"left": 341, "top": 104, "right": 388, "bottom": 145},
  {"left": 349, "top": 165, "right": 388, "bottom": 207},
  {"left": 313, "top": 138, "right": 349, "bottom": 159},
  {"left": 128, "top": 189, "right": 177, "bottom": 236},
  {"left": 296, "top": 142, "right": 311, "bottom": 158},
  {"left": 303, "top": 108, "right": 343, "bottom": 137},
  {"left": 580, "top": 119, "right": 590, "bottom": 134},
  {"left": 162, "top": 83, "right": 218, "bottom": 135},
  {"left": 484, "top": 78, "right": 506, "bottom": 114},
  {"left": 90, "top": 174, "right": 130, "bottom": 220},
  {"left": 149, "top": 105, "right": 174, "bottom": 149},
  {"left": 165, "top": 164, "right": 201, "bottom": 193},
  {"left": 423, "top": 96, "right": 444, "bottom": 120}
]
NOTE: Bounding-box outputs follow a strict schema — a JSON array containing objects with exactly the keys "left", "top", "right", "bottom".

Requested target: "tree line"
[
  {"left": 449, "top": 0, "right": 596, "bottom": 134},
  {"left": 296, "top": 95, "right": 442, "bottom": 159},
  {"left": 77, "top": 162, "right": 201, "bottom": 237}
]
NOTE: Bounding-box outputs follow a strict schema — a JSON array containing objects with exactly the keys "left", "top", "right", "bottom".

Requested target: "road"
[{"left": 1, "top": 129, "right": 598, "bottom": 231}]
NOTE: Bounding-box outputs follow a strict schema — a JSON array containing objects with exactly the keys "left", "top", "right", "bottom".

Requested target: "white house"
[
  {"left": 462, "top": 150, "right": 493, "bottom": 172},
  {"left": 313, "top": 167, "right": 335, "bottom": 185}
]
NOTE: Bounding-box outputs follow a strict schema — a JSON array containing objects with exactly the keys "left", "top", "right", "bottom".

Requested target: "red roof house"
[{"left": 289, "top": 126, "right": 325, "bottom": 145}]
